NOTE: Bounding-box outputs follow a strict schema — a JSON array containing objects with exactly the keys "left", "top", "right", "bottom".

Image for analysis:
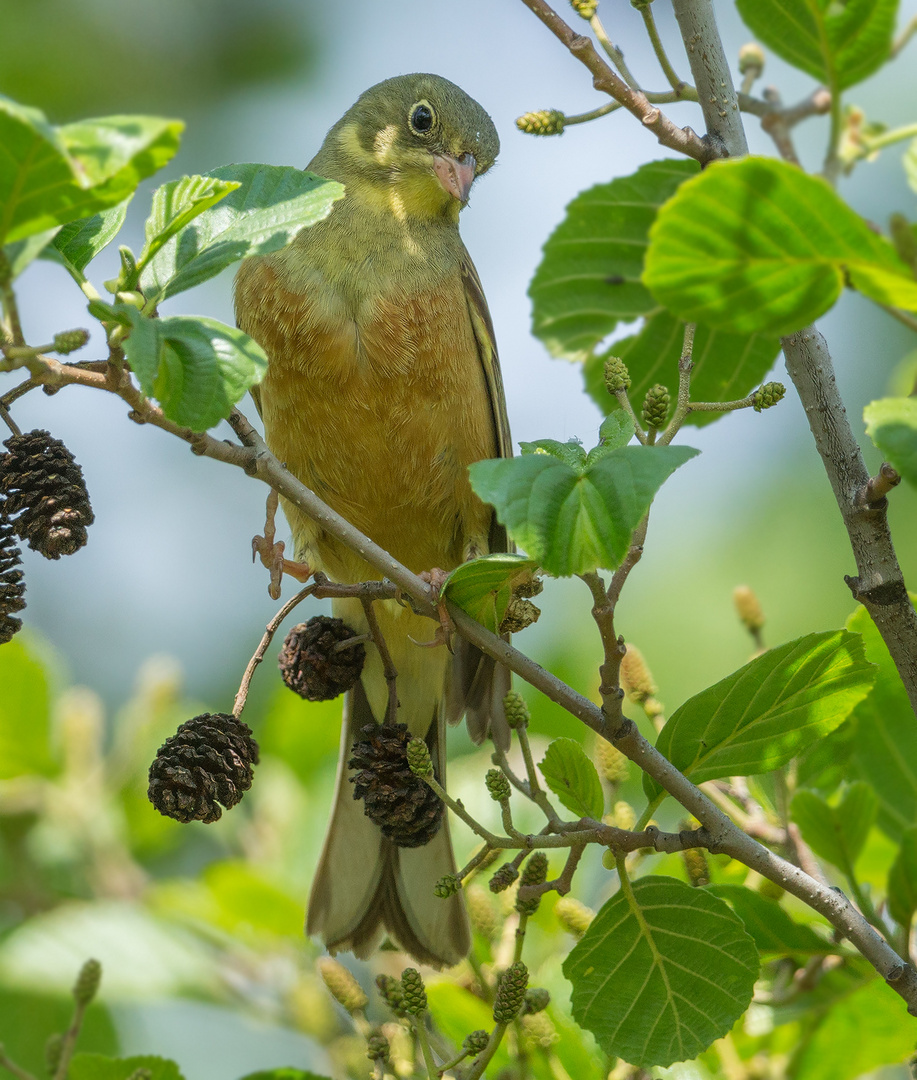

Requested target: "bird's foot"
[
  {"left": 417, "top": 567, "right": 455, "bottom": 651},
  {"left": 252, "top": 489, "right": 311, "bottom": 599}
]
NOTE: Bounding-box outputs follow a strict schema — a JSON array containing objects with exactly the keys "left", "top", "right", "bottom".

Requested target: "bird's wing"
[{"left": 450, "top": 247, "right": 513, "bottom": 749}]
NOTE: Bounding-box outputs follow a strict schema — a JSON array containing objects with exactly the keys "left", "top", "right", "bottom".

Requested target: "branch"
[{"left": 517, "top": 0, "right": 713, "bottom": 163}]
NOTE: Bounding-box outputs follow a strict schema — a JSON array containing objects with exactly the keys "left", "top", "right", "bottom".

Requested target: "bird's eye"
[{"left": 409, "top": 102, "right": 435, "bottom": 134}]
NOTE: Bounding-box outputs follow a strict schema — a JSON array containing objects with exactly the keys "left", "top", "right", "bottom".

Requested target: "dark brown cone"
[
  {"left": 279, "top": 615, "right": 365, "bottom": 701},
  {"left": 349, "top": 722, "right": 443, "bottom": 847},
  {"left": 1, "top": 430, "right": 94, "bottom": 560},
  {"left": 0, "top": 511, "right": 26, "bottom": 644},
  {"left": 148, "top": 712, "right": 259, "bottom": 824}
]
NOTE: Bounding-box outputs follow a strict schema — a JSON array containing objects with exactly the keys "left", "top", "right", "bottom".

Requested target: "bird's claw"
[
  {"left": 418, "top": 567, "right": 456, "bottom": 652},
  {"left": 252, "top": 489, "right": 311, "bottom": 599}
]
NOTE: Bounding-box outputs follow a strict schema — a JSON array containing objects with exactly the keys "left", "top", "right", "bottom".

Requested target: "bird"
[{"left": 234, "top": 74, "right": 512, "bottom": 968}]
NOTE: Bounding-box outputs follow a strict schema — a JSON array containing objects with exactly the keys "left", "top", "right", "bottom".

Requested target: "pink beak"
[{"left": 433, "top": 152, "right": 477, "bottom": 203}]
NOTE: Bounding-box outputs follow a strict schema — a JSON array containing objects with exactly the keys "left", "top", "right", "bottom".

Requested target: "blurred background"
[{"left": 2, "top": 0, "right": 917, "bottom": 1077}]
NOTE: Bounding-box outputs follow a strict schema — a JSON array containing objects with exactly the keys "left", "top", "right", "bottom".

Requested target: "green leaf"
[
  {"left": 46, "top": 200, "right": 132, "bottom": 275},
  {"left": 791, "top": 978, "right": 914, "bottom": 1080},
  {"left": 596, "top": 411, "right": 634, "bottom": 451},
  {"left": 583, "top": 311, "right": 780, "bottom": 430},
  {"left": 564, "top": 876, "right": 759, "bottom": 1067},
  {"left": 70, "top": 1055, "right": 185, "bottom": 1080},
  {"left": 0, "top": 637, "right": 56, "bottom": 779},
  {"left": 864, "top": 396, "right": 917, "bottom": 486},
  {"left": 790, "top": 782, "right": 878, "bottom": 870},
  {"left": 137, "top": 174, "right": 241, "bottom": 274},
  {"left": 441, "top": 554, "right": 541, "bottom": 634},
  {"left": 0, "top": 97, "right": 181, "bottom": 244},
  {"left": 644, "top": 157, "right": 917, "bottom": 337},
  {"left": 529, "top": 160, "right": 699, "bottom": 362},
  {"left": 538, "top": 737, "right": 604, "bottom": 819},
  {"left": 845, "top": 605, "right": 917, "bottom": 841},
  {"left": 3, "top": 228, "right": 60, "bottom": 278},
  {"left": 469, "top": 444, "right": 698, "bottom": 576},
  {"left": 707, "top": 884, "right": 836, "bottom": 957},
  {"left": 520, "top": 437, "right": 587, "bottom": 469},
  {"left": 202, "top": 861, "right": 302, "bottom": 938},
  {"left": 139, "top": 163, "right": 344, "bottom": 305},
  {"left": 887, "top": 825, "right": 917, "bottom": 927},
  {"left": 123, "top": 311, "right": 267, "bottom": 431},
  {"left": 735, "top": 0, "right": 897, "bottom": 90},
  {"left": 645, "top": 630, "right": 875, "bottom": 800}
]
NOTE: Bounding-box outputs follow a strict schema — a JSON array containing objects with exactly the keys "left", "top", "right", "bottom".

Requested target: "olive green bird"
[{"left": 234, "top": 74, "right": 512, "bottom": 968}]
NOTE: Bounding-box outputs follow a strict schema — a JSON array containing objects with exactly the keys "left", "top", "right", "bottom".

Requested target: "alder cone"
[
  {"left": 148, "top": 712, "right": 259, "bottom": 823},
  {"left": 279, "top": 615, "right": 365, "bottom": 700},
  {"left": 0, "top": 430, "right": 94, "bottom": 559},
  {"left": 349, "top": 722, "right": 443, "bottom": 847},
  {"left": 0, "top": 512, "right": 26, "bottom": 644}
]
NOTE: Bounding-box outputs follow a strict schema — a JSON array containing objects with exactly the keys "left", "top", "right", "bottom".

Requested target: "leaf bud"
[
  {"left": 485, "top": 767, "right": 511, "bottom": 802},
  {"left": 554, "top": 896, "right": 595, "bottom": 937},
  {"left": 52, "top": 328, "right": 90, "bottom": 355},
  {"left": 515, "top": 109, "right": 566, "bottom": 136},
  {"left": 733, "top": 584, "right": 765, "bottom": 632},
  {"left": 489, "top": 862, "right": 519, "bottom": 893},
  {"left": 641, "top": 383, "right": 670, "bottom": 430},
  {"left": 317, "top": 956, "right": 368, "bottom": 1013},
  {"left": 516, "top": 851, "right": 549, "bottom": 915},
  {"left": 503, "top": 690, "right": 530, "bottom": 730},
  {"left": 603, "top": 356, "right": 631, "bottom": 394},
  {"left": 738, "top": 42, "right": 765, "bottom": 77},
  {"left": 463, "top": 1030, "right": 490, "bottom": 1055},
  {"left": 523, "top": 987, "right": 551, "bottom": 1014},
  {"left": 570, "top": 0, "right": 598, "bottom": 17},
  {"left": 73, "top": 958, "right": 102, "bottom": 1006},
  {"left": 435, "top": 872, "right": 461, "bottom": 898},
  {"left": 115, "top": 291, "right": 146, "bottom": 310},
  {"left": 752, "top": 381, "right": 786, "bottom": 412},
  {"left": 493, "top": 962, "right": 529, "bottom": 1023},
  {"left": 406, "top": 735, "right": 433, "bottom": 778},
  {"left": 682, "top": 845, "right": 711, "bottom": 887},
  {"left": 400, "top": 968, "right": 427, "bottom": 1015}
]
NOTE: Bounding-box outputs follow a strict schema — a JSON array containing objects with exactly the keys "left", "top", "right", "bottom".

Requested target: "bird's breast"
[{"left": 234, "top": 255, "right": 496, "bottom": 581}]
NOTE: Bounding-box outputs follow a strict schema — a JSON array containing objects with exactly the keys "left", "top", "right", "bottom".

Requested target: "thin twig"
[
  {"left": 640, "top": 2, "right": 685, "bottom": 91},
  {"left": 0, "top": 401, "right": 21, "bottom": 437},
  {"left": 233, "top": 584, "right": 317, "bottom": 717},
  {"left": 0, "top": 1048, "right": 37, "bottom": 1080},
  {"left": 518, "top": 0, "right": 712, "bottom": 162},
  {"left": 361, "top": 596, "right": 399, "bottom": 724}
]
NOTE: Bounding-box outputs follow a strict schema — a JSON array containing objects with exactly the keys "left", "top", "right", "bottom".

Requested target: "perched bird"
[{"left": 234, "top": 74, "right": 511, "bottom": 968}]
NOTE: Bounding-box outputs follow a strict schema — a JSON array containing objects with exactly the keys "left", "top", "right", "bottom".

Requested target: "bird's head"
[{"left": 320, "top": 74, "right": 499, "bottom": 223}]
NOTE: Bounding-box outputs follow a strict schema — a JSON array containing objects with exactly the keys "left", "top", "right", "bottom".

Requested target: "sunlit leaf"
[
  {"left": 864, "top": 396, "right": 917, "bottom": 486},
  {"left": 790, "top": 783, "right": 878, "bottom": 870},
  {"left": 441, "top": 554, "right": 540, "bottom": 634},
  {"left": 735, "top": 0, "right": 897, "bottom": 90},
  {"left": 564, "top": 877, "right": 758, "bottom": 1067},
  {"left": 539, "top": 738, "right": 604, "bottom": 820},
  {"left": 645, "top": 630, "right": 875, "bottom": 800},
  {"left": 707, "top": 884, "right": 836, "bottom": 957},
  {"left": 123, "top": 311, "right": 267, "bottom": 431},
  {"left": 644, "top": 157, "right": 917, "bottom": 336}
]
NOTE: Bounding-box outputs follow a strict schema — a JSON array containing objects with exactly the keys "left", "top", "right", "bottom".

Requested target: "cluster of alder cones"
[
  {"left": 148, "top": 614, "right": 442, "bottom": 847},
  {"left": 0, "top": 429, "right": 94, "bottom": 644}
]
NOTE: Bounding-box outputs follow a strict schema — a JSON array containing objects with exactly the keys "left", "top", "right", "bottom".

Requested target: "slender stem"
[
  {"left": 0, "top": 1049, "right": 37, "bottom": 1080},
  {"left": 0, "top": 402, "right": 21, "bottom": 437},
  {"left": 411, "top": 1016, "right": 438, "bottom": 1080},
  {"left": 640, "top": 3, "right": 684, "bottom": 91},
  {"left": 518, "top": 0, "right": 713, "bottom": 162},
  {"left": 53, "top": 997, "right": 91, "bottom": 1080},
  {"left": 0, "top": 252, "right": 25, "bottom": 348},
  {"left": 589, "top": 12, "right": 640, "bottom": 88},
  {"left": 606, "top": 513, "right": 649, "bottom": 608},
  {"left": 893, "top": 15, "right": 917, "bottom": 57},
  {"left": 232, "top": 585, "right": 316, "bottom": 717},
  {"left": 823, "top": 77, "right": 843, "bottom": 184},
  {"left": 563, "top": 101, "right": 621, "bottom": 125},
  {"left": 661, "top": 322, "right": 696, "bottom": 441},
  {"left": 464, "top": 1023, "right": 510, "bottom": 1080},
  {"left": 516, "top": 724, "right": 559, "bottom": 824},
  {"left": 615, "top": 385, "right": 648, "bottom": 443},
  {"left": 422, "top": 774, "right": 504, "bottom": 847},
  {"left": 361, "top": 596, "right": 399, "bottom": 724},
  {"left": 879, "top": 303, "right": 917, "bottom": 334}
]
